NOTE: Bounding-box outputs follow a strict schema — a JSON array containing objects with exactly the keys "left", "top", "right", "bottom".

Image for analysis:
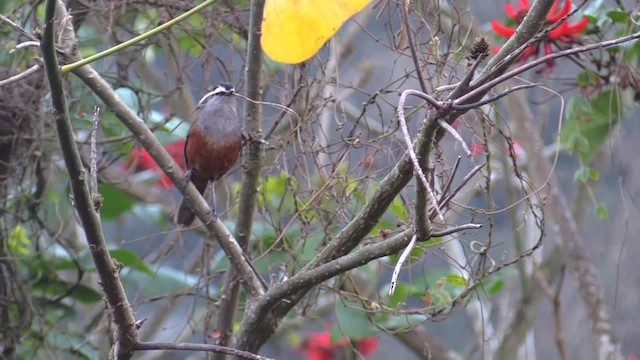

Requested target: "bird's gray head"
[
  {"left": 193, "top": 82, "right": 239, "bottom": 133},
  {"left": 195, "top": 83, "right": 236, "bottom": 109},
  {"left": 212, "top": 82, "right": 234, "bottom": 96}
]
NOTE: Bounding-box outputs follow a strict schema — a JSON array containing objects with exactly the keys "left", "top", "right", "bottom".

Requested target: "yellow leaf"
[{"left": 261, "top": 0, "right": 371, "bottom": 64}]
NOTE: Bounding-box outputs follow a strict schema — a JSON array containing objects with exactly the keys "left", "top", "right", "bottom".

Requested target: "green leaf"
[
  {"left": 98, "top": 184, "right": 135, "bottom": 220},
  {"left": 332, "top": 301, "right": 377, "bottom": 342},
  {"left": 606, "top": 10, "right": 628, "bottom": 24},
  {"left": 560, "top": 90, "right": 624, "bottom": 163},
  {"left": 388, "top": 282, "right": 411, "bottom": 307},
  {"left": 56, "top": 248, "right": 153, "bottom": 276},
  {"left": 486, "top": 278, "right": 505, "bottom": 294},
  {"left": 574, "top": 166, "right": 599, "bottom": 183},
  {"left": 110, "top": 248, "right": 154, "bottom": 276},
  {"left": 575, "top": 70, "right": 599, "bottom": 87},
  {"left": 445, "top": 274, "right": 467, "bottom": 287},
  {"left": 32, "top": 277, "right": 103, "bottom": 304},
  {"left": 594, "top": 203, "right": 609, "bottom": 219},
  {"left": 388, "top": 196, "right": 408, "bottom": 222},
  {"left": 480, "top": 268, "right": 517, "bottom": 295},
  {"left": 47, "top": 330, "right": 101, "bottom": 360}
]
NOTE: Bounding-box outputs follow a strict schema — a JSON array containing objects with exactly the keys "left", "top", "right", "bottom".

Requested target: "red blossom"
[
  {"left": 125, "top": 140, "right": 186, "bottom": 188},
  {"left": 470, "top": 143, "right": 484, "bottom": 156},
  {"left": 296, "top": 331, "right": 379, "bottom": 360},
  {"left": 491, "top": 0, "right": 588, "bottom": 69}
]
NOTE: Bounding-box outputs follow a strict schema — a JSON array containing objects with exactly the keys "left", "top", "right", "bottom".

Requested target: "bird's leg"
[{"left": 209, "top": 182, "right": 218, "bottom": 219}]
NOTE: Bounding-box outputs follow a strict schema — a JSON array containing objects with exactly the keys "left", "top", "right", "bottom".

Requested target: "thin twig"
[
  {"left": 534, "top": 267, "right": 567, "bottom": 360},
  {"left": 430, "top": 223, "right": 482, "bottom": 238},
  {"left": 0, "top": 64, "right": 41, "bottom": 87},
  {"left": 433, "top": 162, "right": 486, "bottom": 220},
  {"left": 0, "top": 13, "right": 38, "bottom": 41},
  {"left": 452, "top": 83, "right": 540, "bottom": 111},
  {"left": 447, "top": 53, "right": 487, "bottom": 100},
  {"left": 397, "top": 89, "right": 444, "bottom": 220},
  {"left": 437, "top": 119, "right": 471, "bottom": 157},
  {"left": 11, "top": 41, "right": 41, "bottom": 51},
  {"left": 89, "top": 107, "right": 100, "bottom": 196},
  {"left": 400, "top": 0, "right": 427, "bottom": 92},
  {"left": 439, "top": 156, "right": 462, "bottom": 202},
  {"left": 389, "top": 234, "right": 417, "bottom": 295},
  {"left": 234, "top": 93, "right": 300, "bottom": 121},
  {"left": 134, "top": 342, "right": 272, "bottom": 360}
]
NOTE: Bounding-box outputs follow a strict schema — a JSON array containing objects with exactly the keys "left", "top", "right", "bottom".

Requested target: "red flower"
[
  {"left": 125, "top": 140, "right": 186, "bottom": 188},
  {"left": 296, "top": 331, "right": 378, "bottom": 360},
  {"left": 470, "top": 143, "right": 484, "bottom": 156},
  {"left": 491, "top": 0, "right": 588, "bottom": 70}
]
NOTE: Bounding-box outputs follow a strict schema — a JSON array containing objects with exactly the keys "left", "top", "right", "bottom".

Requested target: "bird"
[{"left": 175, "top": 82, "right": 242, "bottom": 226}]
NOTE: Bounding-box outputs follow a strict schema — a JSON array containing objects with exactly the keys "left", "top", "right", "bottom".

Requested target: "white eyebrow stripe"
[
  {"left": 211, "top": 86, "right": 230, "bottom": 95},
  {"left": 193, "top": 85, "right": 235, "bottom": 110}
]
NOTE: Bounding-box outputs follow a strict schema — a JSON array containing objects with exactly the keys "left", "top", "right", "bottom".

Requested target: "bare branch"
[
  {"left": 400, "top": 0, "right": 427, "bottom": 92},
  {"left": 0, "top": 64, "right": 41, "bottom": 87},
  {"left": 40, "top": 0, "right": 138, "bottom": 357},
  {"left": 452, "top": 83, "right": 540, "bottom": 111},
  {"left": 0, "top": 13, "right": 38, "bottom": 41},
  {"left": 460, "top": 31, "right": 640, "bottom": 105},
  {"left": 216, "top": 0, "right": 267, "bottom": 353},
  {"left": 89, "top": 107, "right": 100, "bottom": 196},
  {"left": 134, "top": 342, "right": 272, "bottom": 360},
  {"left": 397, "top": 89, "right": 444, "bottom": 221},
  {"left": 431, "top": 223, "right": 482, "bottom": 238},
  {"left": 437, "top": 119, "right": 471, "bottom": 157},
  {"left": 389, "top": 234, "right": 417, "bottom": 295},
  {"left": 433, "top": 162, "right": 486, "bottom": 220}
]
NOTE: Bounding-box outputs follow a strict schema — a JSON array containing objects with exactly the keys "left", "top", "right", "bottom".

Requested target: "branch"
[
  {"left": 72, "top": 65, "right": 264, "bottom": 298},
  {"left": 459, "top": 31, "right": 640, "bottom": 105},
  {"left": 0, "top": 13, "right": 38, "bottom": 41},
  {"left": 0, "top": 64, "right": 41, "bottom": 87},
  {"left": 389, "top": 234, "right": 417, "bottom": 295},
  {"left": 60, "top": 0, "right": 218, "bottom": 74},
  {"left": 476, "top": 0, "right": 556, "bottom": 84},
  {"left": 40, "top": 0, "right": 137, "bottom": 357},
  {"left": 233, "top": 1, "right": 562, "bottom": 353},
  {"left": 216, "top": 0, "right": 267, "bottom": 354},
  {"left": 452, "top": 83, "right": 540, "bottom": 111},
  {"left": 397, "top": 89, "right": 444, "bottom": 221},
  {"left": 400, "top": 0, "right": 427, "bottom": 93},
  {"left": 134, "top": 342, "right": 272, "bottom": 360},
  {"left": 257, "top": 230, "right": 413, "bottom": 311}
]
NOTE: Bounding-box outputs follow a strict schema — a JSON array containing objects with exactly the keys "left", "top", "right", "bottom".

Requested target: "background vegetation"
[{"left": 1, "top": 0, "right": 639, "bottom": 359}]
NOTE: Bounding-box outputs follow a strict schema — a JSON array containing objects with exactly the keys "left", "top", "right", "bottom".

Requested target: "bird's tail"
[{"left": 175, "top": 172, "right": 208, "bottom": 226}]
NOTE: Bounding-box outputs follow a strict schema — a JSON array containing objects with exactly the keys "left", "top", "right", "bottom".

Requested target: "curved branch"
[
  {"left": 459, "top": 31, "right": 640, "bottom": 105},
  {"left": 134, "top": 341, "right": 272, "bottom": 360}
]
